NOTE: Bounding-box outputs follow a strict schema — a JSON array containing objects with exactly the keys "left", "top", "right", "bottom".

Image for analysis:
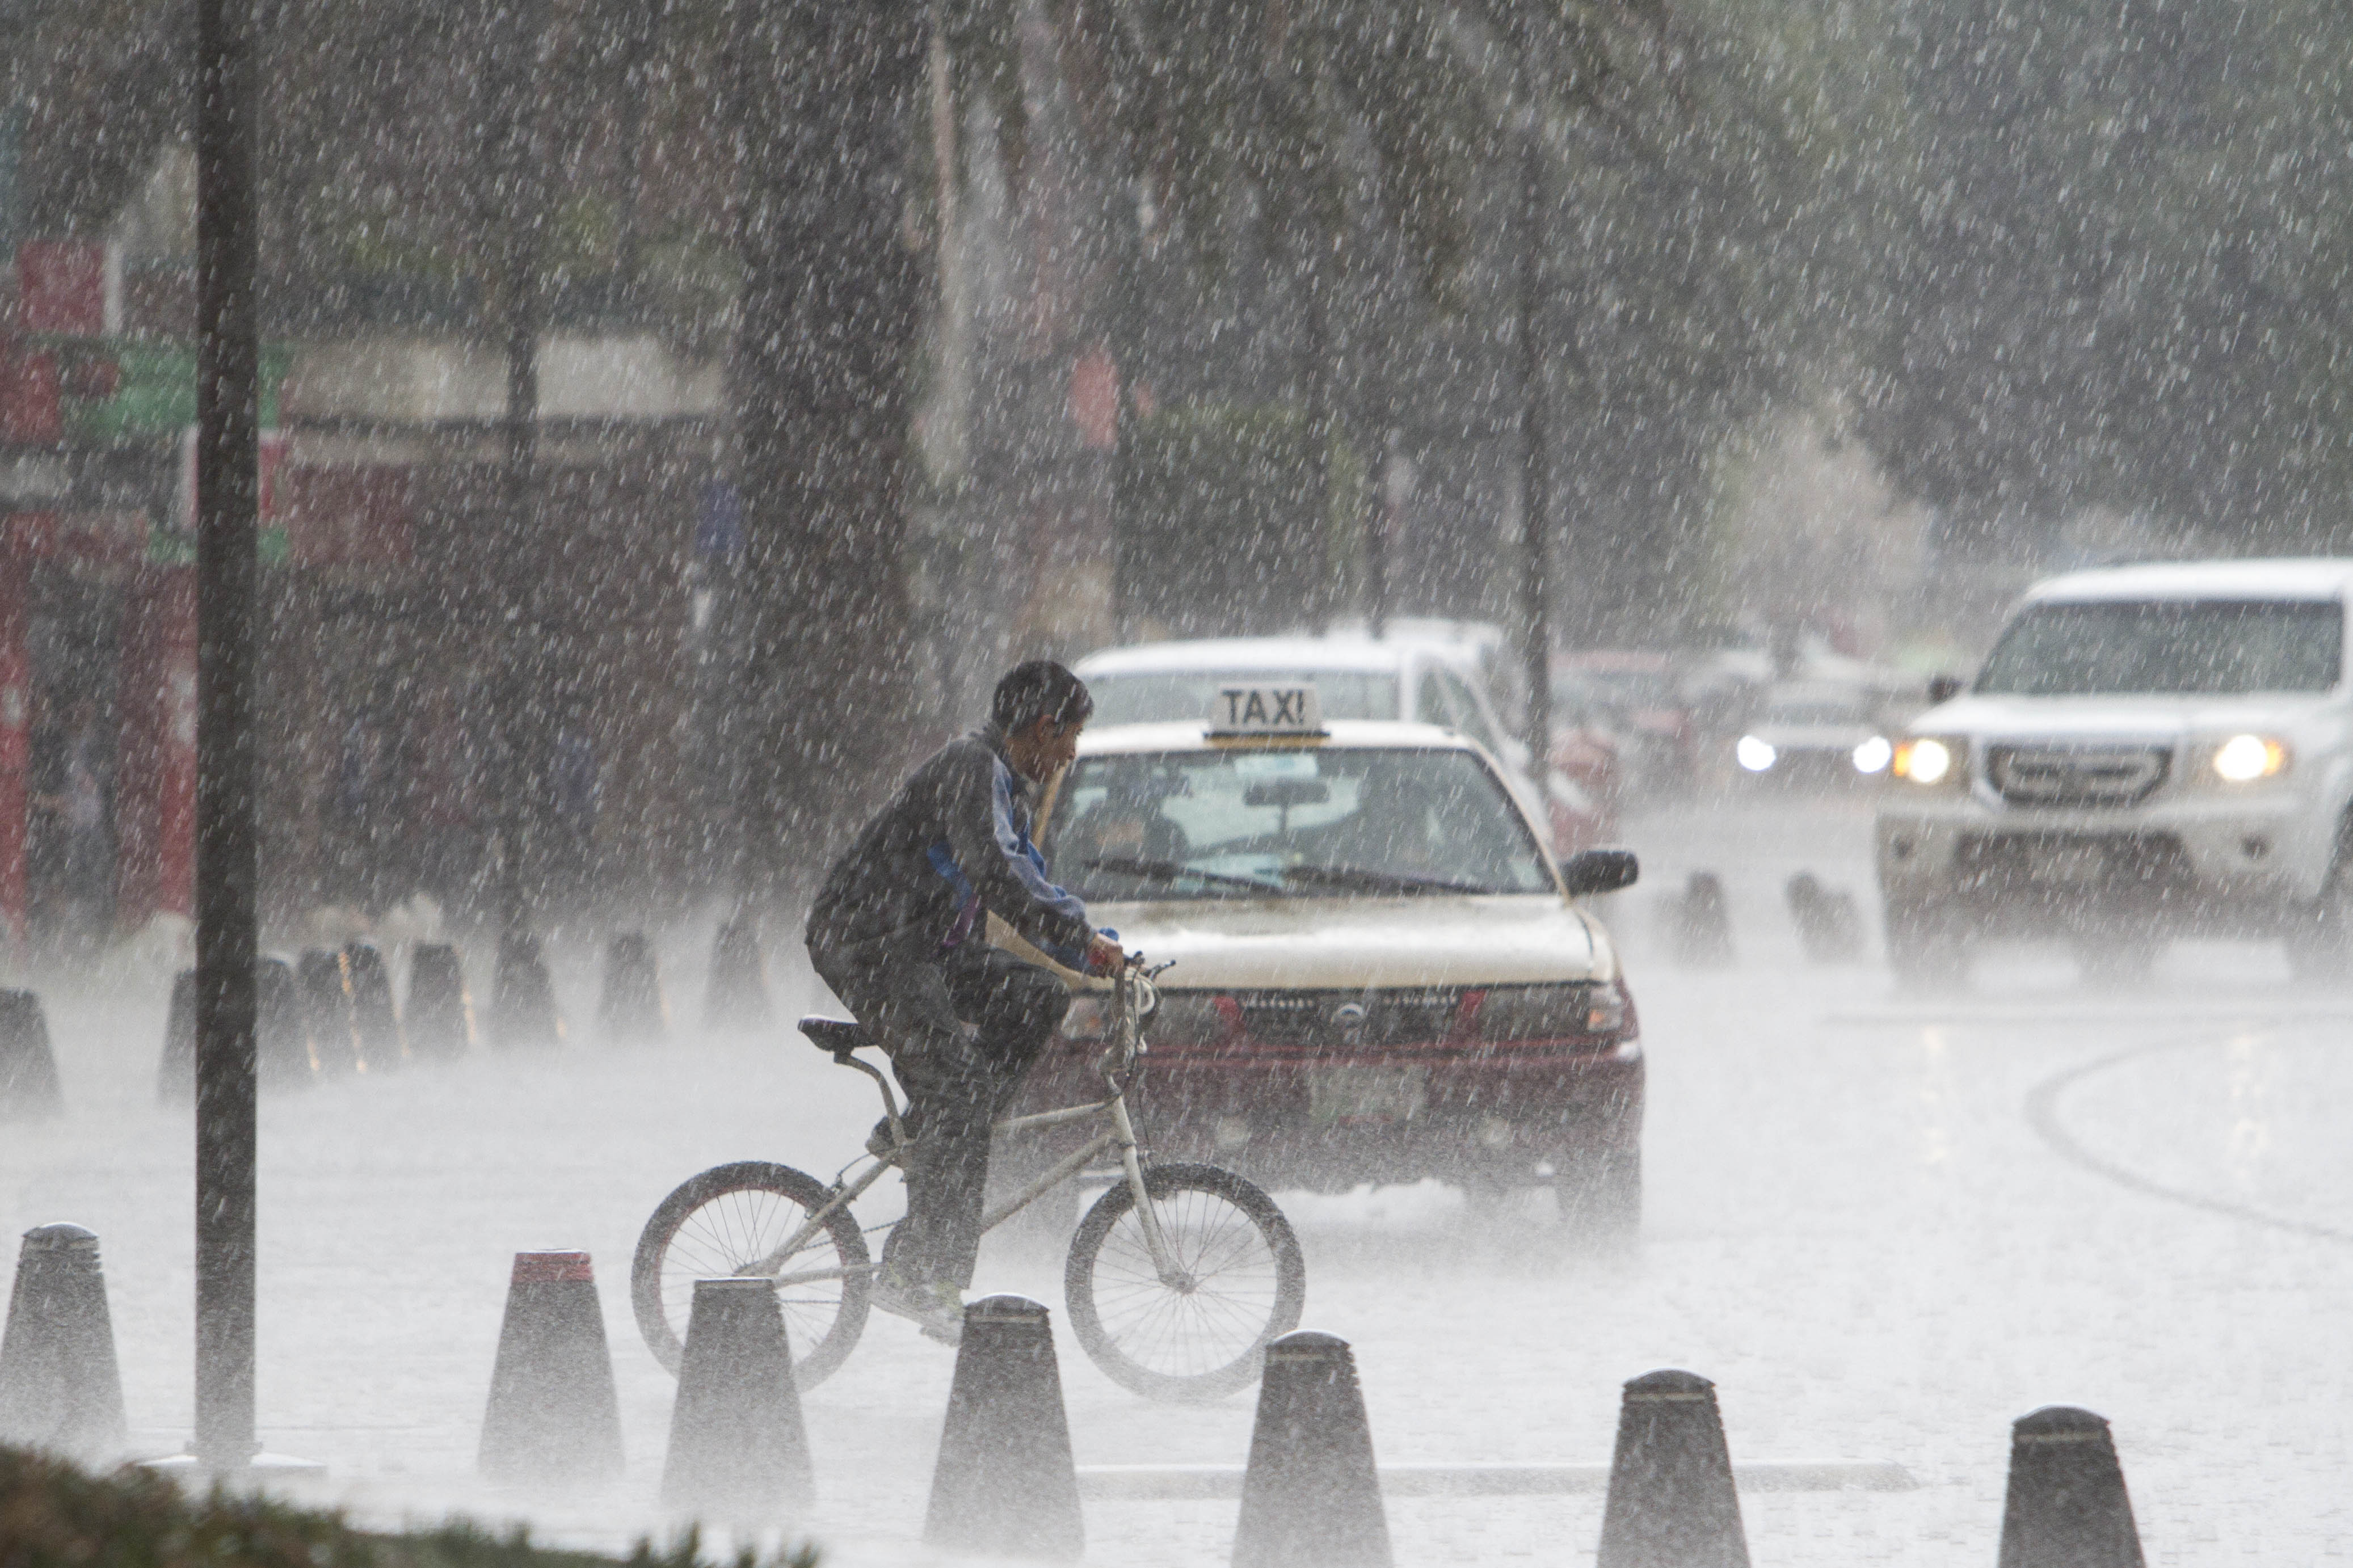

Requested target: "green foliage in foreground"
[{"left": 0, "top": 1445, "right": 818, "bottom": 1568}]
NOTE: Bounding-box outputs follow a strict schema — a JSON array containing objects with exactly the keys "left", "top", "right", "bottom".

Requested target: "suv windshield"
[
  {"left": 1765, "top": 697, "right": 1870, "bottom": 726},
  {"left": 1977, "top": 600, "right": 2344, "bottom": 696},
  {"left": 1045, "top": 747, "right": 1554, "bottom": 901},
  {"left": 1084, "top": 670, "right": 1399, "bottom": 727}
]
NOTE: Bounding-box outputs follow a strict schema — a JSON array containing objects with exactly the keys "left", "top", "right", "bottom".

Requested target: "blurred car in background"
[
  {"left": 1550, "top": 681, "right": 1628, "bottom": 821},
  {"left": 1001, "top": 688, "right": 1647, "bottom": 1245},
  {"left": 1077, "top": 634, "right": 1607, "bottom": 854},
  {"left": 1733, "top": 682, "right": 1895, "bottom": 787},
  {"left": 1554, "top": 650, "right": 1697, "bottom": 794}
]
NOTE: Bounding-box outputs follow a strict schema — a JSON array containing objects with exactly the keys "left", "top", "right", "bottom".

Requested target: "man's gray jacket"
[{"left": 805, "top": 726, "right": 1095, "bottom": 969}]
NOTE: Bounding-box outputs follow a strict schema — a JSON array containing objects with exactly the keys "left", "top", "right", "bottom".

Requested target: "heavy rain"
[{"left": 2, "top": 1, "right": 2349, "bottom": 1563}]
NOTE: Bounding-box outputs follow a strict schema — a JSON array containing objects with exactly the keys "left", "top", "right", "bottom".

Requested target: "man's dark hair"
[{"left": 993, "top": 659, "right": 1095, "bottom": 733}]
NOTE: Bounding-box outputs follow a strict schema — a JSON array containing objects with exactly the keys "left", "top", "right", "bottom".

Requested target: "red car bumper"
[{"left": 1005, "top": 993, "right": 1645, "bottom": 1194}]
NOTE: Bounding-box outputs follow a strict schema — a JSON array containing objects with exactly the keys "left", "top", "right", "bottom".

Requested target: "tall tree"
[{"left": 729, "top": 2, "right": 929, "bottom": 911}]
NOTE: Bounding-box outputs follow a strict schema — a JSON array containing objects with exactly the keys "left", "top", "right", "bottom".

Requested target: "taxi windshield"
[
  {"left": 1045, "top": 747, "right": 1555, "bottom": 901},
  {"left": 1084, "top": 670, "right": 1399, "bottom": 727}
]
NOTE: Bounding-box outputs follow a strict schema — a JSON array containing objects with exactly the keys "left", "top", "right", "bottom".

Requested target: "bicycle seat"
[{"left": 798, "top": 1016, "right": 871, "bottom": 1061}]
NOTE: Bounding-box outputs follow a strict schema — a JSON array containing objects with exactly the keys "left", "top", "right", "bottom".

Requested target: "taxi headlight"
[
  {"left": 1735, "top": 735, "right": 1777, "bottom": 773},
  {"left": 2210, "top": 734, "right": 2289, "bottom": 783},
  {"left": 1146, "top": 992, "right": 1232, "bottom": 1048},
  {"left": 1479, "top": 982, "right": 1626, "bottom": 1042},
  {"left": 1893, "top": 736, "right": 1963, "bottom": 787},
  {"left": 1852, "top": 735, "right": 1894, "bottom": 774}
]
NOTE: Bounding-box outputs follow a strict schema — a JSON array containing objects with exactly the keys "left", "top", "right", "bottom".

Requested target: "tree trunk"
[
  {"left": 491, "top": 0, "right": 550, "bottom": 930},
  {"left": 1514, "top": 111, "right": 1552, "bottom": 768},
  {"left": 730, "top": 2, "right": 928, "bottom": 914}
]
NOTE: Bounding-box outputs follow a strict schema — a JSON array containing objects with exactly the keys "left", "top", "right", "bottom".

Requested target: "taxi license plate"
[
  {"left": 1307, "top": 1065, "right": 1428, "bottom": 1127},
  {"left": 2032, "top": 843, "right": 2108, "bottom": 884}
]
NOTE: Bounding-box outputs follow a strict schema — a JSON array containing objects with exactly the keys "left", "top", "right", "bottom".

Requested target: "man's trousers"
[{"left": 810, "top": 937, "right": 1071, "bottom": 1289}]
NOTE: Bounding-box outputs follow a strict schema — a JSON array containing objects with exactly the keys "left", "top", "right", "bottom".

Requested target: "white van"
[{"left": 1875, "top": 558, "right": 2353, "bottom": 982}]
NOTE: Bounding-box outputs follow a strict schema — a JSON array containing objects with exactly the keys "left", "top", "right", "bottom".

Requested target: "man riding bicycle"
[{"left": 806, "top": 659, "right": 1124, "bottom": 1343}]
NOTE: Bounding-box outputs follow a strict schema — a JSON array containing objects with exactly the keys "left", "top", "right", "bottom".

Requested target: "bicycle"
[{"left": 631, "top": 958, "right": 1307, "bottom": 1401}]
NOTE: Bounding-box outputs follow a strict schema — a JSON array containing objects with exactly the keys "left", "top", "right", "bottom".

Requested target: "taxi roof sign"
[{"left": 1208, "top": 683, "right": 1327, "bottom": 736}]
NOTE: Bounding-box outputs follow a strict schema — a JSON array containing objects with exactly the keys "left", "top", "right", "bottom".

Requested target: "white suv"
[{"left": 1876, "top": 558, "right": 2353, "bottom": 983}]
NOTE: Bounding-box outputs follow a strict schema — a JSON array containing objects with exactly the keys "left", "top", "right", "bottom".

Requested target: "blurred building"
[{"left": 1, "top": 238, "right": 724, "bottom": 943}]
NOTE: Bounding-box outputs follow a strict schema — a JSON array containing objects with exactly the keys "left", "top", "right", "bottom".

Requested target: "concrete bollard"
[
  {"left": 342, "top": 942, "right": 407, "bottom": 1072},
  {"left": 1668, "top": 872, "right": 1736, "bottom": 968},
  {"left": 660, "top": 1277, "right": 813, "bottom": 1518},
  {"left": 256, "top": 956, "right": 318, "bottom": 1089},
  {"left": 1597, "top": 1369, "right": 1750, "bottom": 1568},
  {"left": 406, "top": 942, "right": 475, "bottom": 1060},
  {"left": 298, "top": 947, "right": 363, "bottom": 1075},
  {"left": 924, "top": 1295, "right": 1082, "bottom": 1560},
  {"left": 1232, "top": 1330, "right": 1390, "bottom": 1568},
  {"left": 0, "top": 989, "right": 64, "bottom": 1122},
  {"left": 1997, "top": 1406, "right": 2145, "bottom": 1568},
  {"left": 158, "top": 968, "right": 197, "bottom": 1104},
  {"left": 598, "top": 931, "right": 667, "bottom": 1048},
  {"left": 1786, "top": 872, "right": 1864, "bottom": 964},
  {"left": 492, "top": 932, "right": 563, "bottom": 1049},
  {"left": 702, "top": 918, "right": 772, "bottom": 1030},
  {"left": 478, "top": 1250, "right": 623, "bottom": 1487},
  {"left": 162, "top": 962, "right": 316, "bottom": 1103},
  {"left": 0, "top": 1224, "right": 128, "bottom": 1461}
]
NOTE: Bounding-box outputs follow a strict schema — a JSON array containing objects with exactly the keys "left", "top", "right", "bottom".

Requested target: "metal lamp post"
[{"left": 192, "top": 0, "right": 261, "bottom": 1477}]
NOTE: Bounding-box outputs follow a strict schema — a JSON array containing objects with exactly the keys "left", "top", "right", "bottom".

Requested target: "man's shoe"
[{"left": 869, "top": 1274, "right": 963, "bottom": 1346}]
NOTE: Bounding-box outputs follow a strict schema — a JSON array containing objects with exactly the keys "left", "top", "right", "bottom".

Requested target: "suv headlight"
[
  {"left": 1892, "top": 736, "right": 1965, "bottom": 787},
  {"left": 2208, "top": 734, "right": 2289, "bottom": 783},
  {"left": 1479, "top": 982, "right": 1627, "bottom": 1042}
]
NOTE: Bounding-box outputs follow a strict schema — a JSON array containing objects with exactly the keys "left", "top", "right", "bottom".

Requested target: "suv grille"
[
  {"left": 1986, "top": 744, "right": 2169, "bottom": 807},
  {"left": 1230, "top": 989, "right": 1463, "bottom": 1047}
]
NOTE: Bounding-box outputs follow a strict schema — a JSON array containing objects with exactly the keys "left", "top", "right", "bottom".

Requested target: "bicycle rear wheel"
[
  {"left": 632, "top": 1161, "right": 870, "bottom": 1388},
  {"left": 1065, "top": 1162, "right": 1304, "bottom": 1401}
]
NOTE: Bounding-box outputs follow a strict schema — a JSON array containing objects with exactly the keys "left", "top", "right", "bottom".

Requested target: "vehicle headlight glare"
[
  {"left": 1852, "top": 735, "right": 1894, "bottom": 774},
  {"left": 1895, "top": 736, "right": 1954, "bottom": 785},
  {"left": 2212, "top": 734, "right": 2287, "bottom": 783},
  {"left": 1735, "top": 735, "right": 1777, "bottom": 773}
]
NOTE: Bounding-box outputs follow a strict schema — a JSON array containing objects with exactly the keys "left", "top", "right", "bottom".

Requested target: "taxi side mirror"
[
  {"left": 1926, "top": 673, "right": 1965, "bottom": 705},
  {"left": 1563, "top": 848, "right": 1639, "bottom": 896}
]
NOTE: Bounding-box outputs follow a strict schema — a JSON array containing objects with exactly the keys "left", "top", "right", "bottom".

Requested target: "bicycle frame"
[{"left": 742, "top": 962, "right": 1188, "bottom": 1289}]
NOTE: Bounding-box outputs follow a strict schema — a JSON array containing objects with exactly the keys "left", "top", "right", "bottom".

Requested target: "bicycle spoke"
[
  {"left": 1086, "top": 1185, "right": 1285, "bottom": 1378},
  {"left": 662, "top": 1185, "right": 848, "bottom": 1367}
]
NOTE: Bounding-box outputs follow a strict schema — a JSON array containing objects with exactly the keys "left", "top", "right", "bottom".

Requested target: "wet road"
[{"left": 3, "top": 790, "right": 2348, "bottom": 1564}]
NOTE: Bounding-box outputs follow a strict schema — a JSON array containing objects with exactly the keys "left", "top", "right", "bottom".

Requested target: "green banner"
[{"left": 60, "top": 342, "right": 292, "bottom": 442}]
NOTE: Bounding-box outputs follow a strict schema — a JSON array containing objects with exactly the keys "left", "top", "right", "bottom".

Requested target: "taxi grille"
[
  {"left": 1986, "top": 744, "right": 2169, "bottom": 808},
  {"left": 1230, "top": 989, "right": 1464, "bottom": 1047}
]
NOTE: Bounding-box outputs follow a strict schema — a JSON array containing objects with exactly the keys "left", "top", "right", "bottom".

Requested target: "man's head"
[{"left": 994, "top": 659, "right": 1094, "bottom": 782}]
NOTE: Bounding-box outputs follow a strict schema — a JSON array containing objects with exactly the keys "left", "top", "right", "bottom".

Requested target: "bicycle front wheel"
[
  {"left": 632, "top": 1161, "right": 870, "bottom": 1388},
  {"left": 1066, "top": 1162, "right": 1305, "bottom": 1401}
]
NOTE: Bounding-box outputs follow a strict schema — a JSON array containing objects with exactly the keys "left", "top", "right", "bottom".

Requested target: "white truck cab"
[{"left": 1875, "top": 558, "right": 2353, "bottom": 982}]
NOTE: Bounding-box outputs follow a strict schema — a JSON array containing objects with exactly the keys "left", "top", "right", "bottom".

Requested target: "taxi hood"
[{"left": 1088, "top": 894, "right": 1610, "bottom": 990}]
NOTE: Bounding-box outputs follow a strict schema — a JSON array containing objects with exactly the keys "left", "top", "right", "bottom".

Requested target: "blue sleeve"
[{"left": 942, "top": 749, "right": 1097, "bottom": 964}]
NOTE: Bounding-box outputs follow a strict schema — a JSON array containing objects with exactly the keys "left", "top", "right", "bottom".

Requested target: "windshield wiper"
[
  {"left": 1084, "top": 855, "right": 1284, "bottom": 894},
  {"left": 1276, "top": 863, "right": 1494, "bottom": 896}
]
